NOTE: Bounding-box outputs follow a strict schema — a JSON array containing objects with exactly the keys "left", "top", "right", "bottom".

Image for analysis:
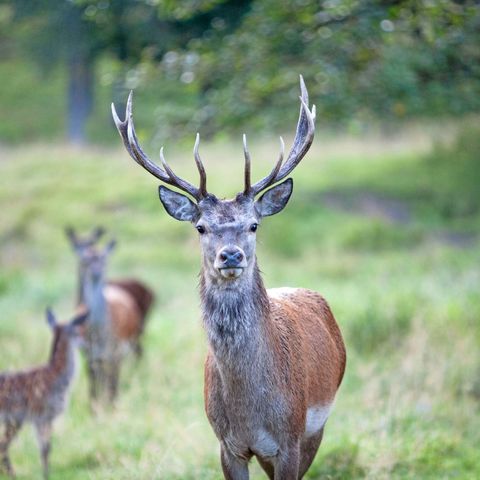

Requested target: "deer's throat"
[
  {"left": 83, "top": 279, "right": 108, "bottom": 325},
  {"left": 199, "top": 264, "right": 270, "bottom": 358}
]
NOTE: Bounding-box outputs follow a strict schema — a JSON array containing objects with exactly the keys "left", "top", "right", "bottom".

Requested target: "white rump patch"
[
  {"left": 267, "top": 287, "right": 299, "bottom": 299},
  {"left": 305, "top": 403, "right": 332, "bottom": 437}
]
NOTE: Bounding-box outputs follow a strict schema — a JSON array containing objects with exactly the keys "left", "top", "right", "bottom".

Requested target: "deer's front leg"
[
  {"left": 220, "top": 444, "right": 250, "bottom": 480},
  {"left": 34, "top": 420, "right": 52, "bottom": 479},
  {"left": 273, "top": 444, "right": 300, "bottom": 480}
]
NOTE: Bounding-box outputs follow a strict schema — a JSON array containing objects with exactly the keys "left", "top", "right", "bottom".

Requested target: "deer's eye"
[
  {"left": 250, "top": 223, "right": 258, "bottom": 233},
  {"left": 196, "top": 225, "right": 206, "bottom": 234}
]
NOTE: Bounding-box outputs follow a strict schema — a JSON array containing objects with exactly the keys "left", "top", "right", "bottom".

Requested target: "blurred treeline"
[{"left": 0, "top": 0, "right": 479, "bottom": 144}]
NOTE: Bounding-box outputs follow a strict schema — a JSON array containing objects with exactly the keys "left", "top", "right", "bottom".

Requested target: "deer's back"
[
  {"left": 104, "top": 284, "right": 143, "bottom": 341},
  {"left": 107, "top": 278, "right": 155, "bottom": 325},
  {"left": 0, "top": 368, "right": 67, "bottom": 421}
]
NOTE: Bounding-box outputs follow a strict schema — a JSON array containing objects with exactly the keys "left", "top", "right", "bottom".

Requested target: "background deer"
[
  {"left": 66, "top": 227, "right": 155, "bottom": 357},
  {"left": 65, "top": 228, "right": 155, "bottom": 406},
  {"left": 112, "top": 76, "right": 346, "bottom": 479},
  {"left": 0, "top": 307, "right": 88, "bottom": 479}
]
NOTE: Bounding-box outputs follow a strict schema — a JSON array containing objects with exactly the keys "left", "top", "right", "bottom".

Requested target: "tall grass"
[{"left": 0, "top": 125, "right": 479, "bottom": 478}]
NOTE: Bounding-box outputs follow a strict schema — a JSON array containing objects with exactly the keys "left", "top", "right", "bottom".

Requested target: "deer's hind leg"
[
  {"left": 34, "top": 420, "right": 52, "bottom": 479},
  {"left": 298, "top": 427, "right": 324, "bottom": 479},
  {"left": 132, "top": 339, "right": 143, "bottom": 360},
  {"left": 1, "top": 418, "right": 23, "bottom": 477}
]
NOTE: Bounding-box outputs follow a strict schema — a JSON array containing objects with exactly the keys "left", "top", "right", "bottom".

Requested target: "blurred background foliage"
[{"left": 0, "top": 0, "right": 479, "bottom": 144}]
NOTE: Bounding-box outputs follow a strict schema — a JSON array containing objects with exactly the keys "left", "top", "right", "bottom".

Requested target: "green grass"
[{"left": 0, "top": 125, "right": 479, "bottom": 479}]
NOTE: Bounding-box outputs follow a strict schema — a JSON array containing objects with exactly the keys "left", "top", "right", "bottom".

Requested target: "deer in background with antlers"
[
  {"left": 66, "top": 228, "right": 155, "bottom": 407},
  {"left": 0, "top": 307, "right": 89, "bottom": 479},
  {"left": 112, "top": 76, "right": 346, "bottom": 479}
]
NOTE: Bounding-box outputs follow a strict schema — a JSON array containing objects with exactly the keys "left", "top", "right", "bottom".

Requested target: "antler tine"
[
  {"left": 249, "top": 75, "right": 315, "bottom": 197},
  {"left": 243, "top": 134, "right": 251, "bottom": 195},
  {"left": 159, "top": 146, "right": 203, "bottom": 198},
  {"left": 112, "top": 92, "right": 202, "bottom": 200},
  {"left": 193, "top": 133, "right": 208, "bottom": 197},
  {"left": 111, "top": 92, "right": 169, "bottom": 183},
  {"left": 159, "top": 146, "right": 175, "bottom": 179},
  {"left": 111, "top": 92, "right": 144, "bottom": 167}
]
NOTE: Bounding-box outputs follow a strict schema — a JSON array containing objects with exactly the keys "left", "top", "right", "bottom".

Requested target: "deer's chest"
[{"left": 205, "top": 354, "right": 286, "bottom": 459}]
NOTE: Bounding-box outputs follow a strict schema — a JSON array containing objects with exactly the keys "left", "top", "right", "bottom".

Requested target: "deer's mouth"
[{"left": 218, "top": 267, "right": 244, "bottom": 279}]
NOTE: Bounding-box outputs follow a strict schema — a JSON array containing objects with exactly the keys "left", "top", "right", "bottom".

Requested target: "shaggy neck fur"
[
  {"left": 82, "top": 275, "right": 107, "bottom": 326},
  {"left": 82, "top": 274, "right": 111, "bottom": 360},
  {"left": 77, "top": 268, "right": 86, "bottom": 305},
  {"left": 199, "top": 260, "right": 270, "bottom": 364}
]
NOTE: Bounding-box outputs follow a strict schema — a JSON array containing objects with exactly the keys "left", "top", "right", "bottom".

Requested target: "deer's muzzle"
[{"left": 215, "top": 246, "right": 247, "bottom": 279}]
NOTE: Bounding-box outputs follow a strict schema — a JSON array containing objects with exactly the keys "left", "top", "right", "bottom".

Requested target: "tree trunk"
[{"left": 67, "top": 53, "right": 94, "bottom": 145}]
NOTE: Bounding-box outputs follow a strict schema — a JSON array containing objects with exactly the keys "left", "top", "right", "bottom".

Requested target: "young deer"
[
  {"left": 112, "top": 76, "right": 346, "bottom": 479},
  {"left": 65, "top": 230, "right": 155, "bottom": 406},
  {"left": 0, "top": 308, "right": 89, "bottom": 479}
]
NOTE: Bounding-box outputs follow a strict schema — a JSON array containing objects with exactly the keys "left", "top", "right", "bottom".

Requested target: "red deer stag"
[
  {"left": 65, "top": 229, "right": 155, "bottom": 406},
  {"left": 0, "top": 307, "right": 89, "bottom": 479},
  {"left": 112, "top": 76, "right": 346, "bottom": 479}
]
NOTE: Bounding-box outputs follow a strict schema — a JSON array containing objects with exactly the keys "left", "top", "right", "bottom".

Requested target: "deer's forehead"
[
  {"left": 199, "top": 199, "right": 255, "bottom": 225},
  {"left": 81, "top": 249, "right": 102, "bottom": 262}
]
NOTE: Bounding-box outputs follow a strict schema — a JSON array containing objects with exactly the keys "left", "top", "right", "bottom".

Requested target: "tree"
[
  {"left": 6, "top": 0, "right": 251, "bottom": 143},
  {"left": 190, "top": 0, "right": 480, "bottom": 132}
]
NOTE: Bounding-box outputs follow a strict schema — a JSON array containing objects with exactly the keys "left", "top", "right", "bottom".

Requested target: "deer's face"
[
  {"left": 75, "top": 240, "right": 116, "bottom": 286},
  {"left": 81, "top": 249, "right": 108, "bottom": 283},
  {"left": 66, "top": 227, "right": 114, "bottom": 283},
  {"left": 195, "top": 196, "right": 258, "bottom": 281},
  {"left": 158, "top": 179, "right": 293, "bottom": 283}
]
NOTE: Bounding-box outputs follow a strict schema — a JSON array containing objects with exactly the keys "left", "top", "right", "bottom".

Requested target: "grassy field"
[{"left": 0, "top": 124, "right": 479, "bottom": 479}]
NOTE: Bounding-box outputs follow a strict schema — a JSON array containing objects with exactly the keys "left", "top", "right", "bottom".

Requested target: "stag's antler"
[
  {"left": 111, "top": 92, "right": 207, "bottom": 201},
  {"left": 113, "top": 76, "right": 314, "bottom": 201},
  {"left": 244, "top": 75, "right": 316, "bottom": 197}
]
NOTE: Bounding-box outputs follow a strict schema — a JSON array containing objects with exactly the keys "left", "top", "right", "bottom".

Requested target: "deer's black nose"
[{"left": 219, "top": 248, "right": 244, "bottom": 268}]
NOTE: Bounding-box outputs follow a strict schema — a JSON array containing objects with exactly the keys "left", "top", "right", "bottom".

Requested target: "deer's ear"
[
  {"left": 71, "top": 308, "right": 89, "bottom": 328},
  {"left": 104, "top": 239, "right": 117, "bottom": 255},
  {"left": 158, "top": 186, "right": 199, "bottom": 222},
  {"left": 46, "top": 308, "right": 57, "bottom": 329},
  {"left": 91, "top": 226, "right": 105, "bottom": 243},
  {"left": 65, "top": 226, "right": 79, "bottom": 250},
  {"left": 255, "top": 178, "right": 293, "bottom": 217}
]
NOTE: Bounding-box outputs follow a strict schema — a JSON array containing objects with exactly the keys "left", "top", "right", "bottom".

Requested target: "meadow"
[{"left": 0, "top": 123, "right": 479, "bottom": 479}]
